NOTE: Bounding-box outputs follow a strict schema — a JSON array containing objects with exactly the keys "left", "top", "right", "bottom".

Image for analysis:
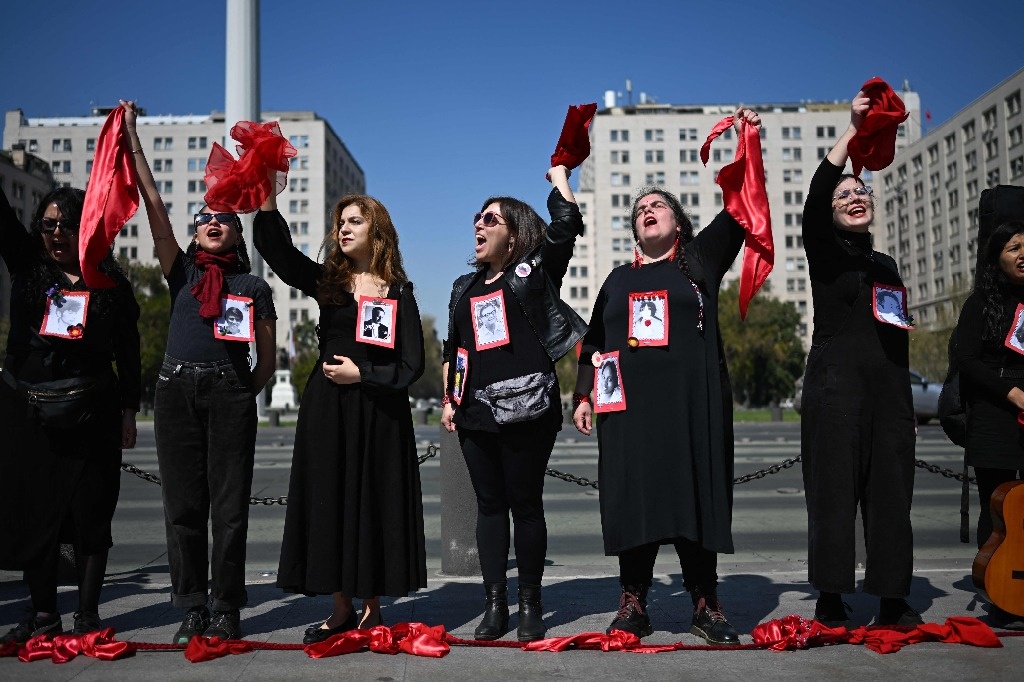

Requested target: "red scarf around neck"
[{"left": 191, "top": 250, "right": 240, "bottom": 319}]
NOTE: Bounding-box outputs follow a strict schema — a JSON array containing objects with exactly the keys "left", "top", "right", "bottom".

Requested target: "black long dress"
[
  {"left": 800, "top": 158, "right": 916, "bottom": 598},
  {"left": 579, "top": 211, "right": 744, "bottom": 555},
  {"left": 253, "top": 210, "right": 427, "bottom": 598},
  {"left": 0, "top": 187, "right": 140, "bottom": 569}
]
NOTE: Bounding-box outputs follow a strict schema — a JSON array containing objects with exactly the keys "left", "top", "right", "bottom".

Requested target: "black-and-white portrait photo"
[
  {"left": 1006, "top": 303, "right": 1024, "bottom": 354},
  {"left": 873, "top": 285, "right": 912, "bottom": 328},
  {"left": 356, "top": 296, "right": 397, "bottom": 348},
  {"left": 214, "top": 295, "right": 254, "bottom": 341},
  {"left": 628, "top": 290, "right": 669, "bottom": 346},
  {"left": 594, "top": 351, "right": 627, "bottom": 413},
  {"left": 40, "top": 290, "right": 89, "bottom": 339},
  {"left": 471, "top": 291, "right": 510, "bottom": 350}
]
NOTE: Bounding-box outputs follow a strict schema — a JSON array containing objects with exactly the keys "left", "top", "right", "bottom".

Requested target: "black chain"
[{"left": 121, "top": 446, "right": 975, "bottom": 502}]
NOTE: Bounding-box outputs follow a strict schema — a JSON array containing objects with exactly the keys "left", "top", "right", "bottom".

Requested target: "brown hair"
[{"left": 318, "top": 195, "right": 408, "bottom": 304}]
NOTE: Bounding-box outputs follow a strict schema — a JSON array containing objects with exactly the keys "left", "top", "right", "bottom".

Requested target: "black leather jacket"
[{"left": 443, "top": 188, "right": 588, "bottom": 368}]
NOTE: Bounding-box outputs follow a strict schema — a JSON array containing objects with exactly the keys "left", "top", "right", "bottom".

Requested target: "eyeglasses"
[
  {"left": 473, "top": 211, "right": 506, "bottom": 227},
  {"left": 39, "top": 217, "right": 78, "bottom": 235},
  {"left": 194, "top": 212, "right": 238, "bottom": 228},
  {"left": 832, "top": 186, "right": 874, "bottom": 204}
]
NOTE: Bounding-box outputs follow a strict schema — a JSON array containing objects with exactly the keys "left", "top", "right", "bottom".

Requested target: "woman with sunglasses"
[
  {"left": 121, "top": 101, "right": 277, "bottom": 643},
  {"left": 0, "top": 183, "right": 140, "bottom": 641},
  {"left": 799, "top": 91, "right": 922, "bottom": 627},
  {"left": 441, "top": 164, "right": 586, "bottom": 641},
  {"left": 571, "top": 109, "right": 760, "bottom": 645},
  {"left": 254, "top": 187, "right": 425, "bottom": 643}
]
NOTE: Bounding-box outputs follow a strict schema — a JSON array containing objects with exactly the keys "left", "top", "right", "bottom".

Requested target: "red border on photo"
[
  {"left": 39, "top": 290, "right": 91, "bottom": 340},
  {"left": 628, "top": 289, "right": 669, "bottom": 347},
  {"left": 872, "top": 284, "right": 914, "bottom": 330},
  {"left": 1004, "top": 303, "right": 1024, "bottom": 356},
  {"left": 453, "top": 347, "right": 469, "bottom": 405},
  {"left": 470, "top": 290, "right": 510, "bottom": 351},
  {"left": 355, "top": 295, "right": 398, "bottom": 349},
  {"left": 214, "top": 294, "right": 256, "bottom": 342},
  {"left": 594, "top": 350, "right": 627, "bottom": 413}
]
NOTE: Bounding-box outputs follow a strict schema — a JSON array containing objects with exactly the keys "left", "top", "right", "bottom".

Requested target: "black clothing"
[
  {"left": 576, "top": 210, "right": 744, "bottom": 556},
  {"left": 442, "top": 188, "right": 587, "bottom": 364},
  {"left": 618, "top": 539, "right": 718, "bottom": 594},
  {"left": 164, "top": 252, "right": 275, "bottom": 365},
  {"left": 154, "top": 357, "right": 256, "bottom": 610},
  {"left": 442, "top": 188, "right": 585, "bottom": 587},
  {"left": 253, "top": 209, "right": 427, "bottom": 598},
  {"left": 450, "top": 275, "right": 559, "bottom": 432},
  {"left": 800, "top": 158, "right": 916, "bottom": 597},
  {"left": 362, "top": 321, "right": 389, "bottom": 339},
  {"left": 0, "top": 185, "right": 140, "bottom": 573},
  {"left": 154, "top": 249, "right": 275, "bottom": 610}
]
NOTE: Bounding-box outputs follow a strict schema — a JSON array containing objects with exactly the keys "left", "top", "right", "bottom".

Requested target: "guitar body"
[{"left": 972, "top": 480, "right": 1024, "bottom": 617}]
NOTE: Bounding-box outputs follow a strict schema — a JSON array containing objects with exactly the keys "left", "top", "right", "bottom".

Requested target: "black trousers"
[
  {"left": 975, "top": 467, "right": 1023, "bottom": 549},
  {"left": 154, "top": 356, "right": 256, "bottom": 611},
  {"left": 459, "top": 422, "right": 558, "bottom": 586},
  {"left": 618, "top": 538, "right": 718, "bottom": 596}
]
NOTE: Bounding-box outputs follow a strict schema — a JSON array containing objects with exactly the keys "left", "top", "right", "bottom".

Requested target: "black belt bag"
[
  {"left": 2, "top": 369, "right": 112, "bottom": 429},
  {"left": 474, "top": 371, "right": 557, "bottom": 424}
]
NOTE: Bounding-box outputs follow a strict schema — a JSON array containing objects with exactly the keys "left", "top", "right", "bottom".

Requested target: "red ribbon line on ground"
[{"left": 1, "top": 617, "right": 1017, "bottom": 663}]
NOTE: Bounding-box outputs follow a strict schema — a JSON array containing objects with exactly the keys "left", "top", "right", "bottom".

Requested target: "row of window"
[{"left": 608, "top": 125, "right": 846, "bottom": 144}]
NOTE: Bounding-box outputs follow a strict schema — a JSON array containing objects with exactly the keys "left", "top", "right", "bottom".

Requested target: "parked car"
[{"left": 793, "top": 369, "right": 941, "bottom": 423}]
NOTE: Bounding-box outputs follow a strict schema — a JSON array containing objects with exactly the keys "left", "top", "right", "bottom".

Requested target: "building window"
[
  {"left": 187, "top": 179, "right": 208, "bottom": 193},
  {"left": 965, "top": 149, "right": 978, "bottom": 172},
  {"left": 986, "top": 138, "right": 1000, "bottom": 160},
  {"left": 611, "top": 172, "right": 631, "bottom": 186},
  {"left": 643, "top": 129, "right": 664, "bottom": 142},
  {"left": 962, "top": 120, "right": 976, "bottom": 142},
  {"left": 782, "top": 169, "right": 803, "bottom": 183},
  {"left": 644, "top": 149, "right": 664, "bottom": 163},
  {"left": 86, "top": 138, "right": 96, "bottom": 152},
  {"left": 983, "top": 106, "right": 998, "bottom": 131},
  {"left": 187, "top": 158, "right": 207, "bottom": 172},
  {"left": 928, "top": 145, "right": 939, "bottom": 165},
  {"left": 1006, "top": 90, "right": 1021, "bottom": 117},
  {"left": 1010, "top": 126, "right": 1023, "bottom": 149},
  {"left": 289, "top": 134, "right": 310, "bottom": 148},
  {"left": 816, "top": 126, "right": 836, "bottom": 138},
  {"left": 948, "top": 189, "right": 959, "bottom": 209},
  {"left": 944, "top": 133, "right": 956, "bottom": 154},
  {"left": 679, "top": 193, "right": 699, "bottom": 206},
  {"left": 987, "top": 168, "right": 1001, "bottom": 188},
  {"left": 154, "top": 158, "right": 173, "bottom": 172},
  {"left": 188, "top": 136, "right": 208, "bottom": 150},
  {"left": 644, "top": 172, "right": 665, "bottom": 185},
  {"left": 679, "top": 128, "right": 698, "bottom": 141},
  {"left": 679, "top": 149, "right": 698, "bottom": 162},
  {"left": 86, "top": 160, "right": 93, "bottom": 174},
  {"left": 782, "top": 126, "right": 801, "bottom": 140},
  {"left": 1012, "top": 156, "right": 1024, "bottom": 179},
  {"left": 610, "top": 129, "right": 629, "bottom": 142}
]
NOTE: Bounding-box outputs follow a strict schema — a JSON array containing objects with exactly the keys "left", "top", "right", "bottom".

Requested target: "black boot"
[
  {"left": 813, "top": 591, "right": 851, "bottom": 627},
  {"left": 877, "top": 597, "right": 923, "bottom": 626},
  {"left": 474, "top": 582, "right": 509, "bottom": 640},
  {"left": 607, "top": 583, "right": 653, "bottom": 638},
  {"left": 517, "top": 583, "right": 546, "bottom": 642},
  {"left": 690, "top": 588, "right": 740, "bottom": 646}
]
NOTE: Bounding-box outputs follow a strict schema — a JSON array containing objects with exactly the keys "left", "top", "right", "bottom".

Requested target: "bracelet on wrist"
[
  {"left": 441, "top": 394, "right": 451, "bottom": 406},
  {"left": 572, "top": 393, "right": 591, "bottom": 409}
]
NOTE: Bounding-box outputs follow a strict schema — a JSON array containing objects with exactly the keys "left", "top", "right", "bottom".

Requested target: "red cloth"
[
  {"left": 752, "top": 615, "right": 1003, "bottom": 654},
  {"left": 191, "top": 251, "right": 240, "bottom": 319},
  {"left": 524, "top": 630, "right": 684, "bottom": 653},
  {"left": 184, "top": 636, "right": 254, "bottom": 662},
  {"left": 700, "top": 117, "right": 774, "bottom": 319},
  {"left": 18, "top": 629, "right": 134, "bottom": 663},
  {"left": 847, "top": 77, "right": 909, "bottom": 177},
  {"left": 204, "top": 120, "right": 297, "bottom": 213},
  {"left": 304, "top": 623, "right": 449, "bottom": 658},
  {"left": 548, "top": 103, "right": 597, "bottom": 179},
  {"left": 79, "top": 107, "right": 140, "bottom": 288}
]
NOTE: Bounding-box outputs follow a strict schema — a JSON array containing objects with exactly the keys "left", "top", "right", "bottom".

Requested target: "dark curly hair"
[
  {"left": 25, "top": 187, "right": 128, "bottom": 317},
  {"left": 629, "top": 187, "right": 703, "bottom": 291},
  {"left": 468, "top": 196, "right": 548, "bottom": 273},
  {"left": 975, "top": 219, "right": 1024, "bottom": 345}
]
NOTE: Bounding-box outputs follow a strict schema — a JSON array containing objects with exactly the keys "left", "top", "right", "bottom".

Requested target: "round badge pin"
[{"left": 515, "top": 262, "right": 532, "bottom": 277}]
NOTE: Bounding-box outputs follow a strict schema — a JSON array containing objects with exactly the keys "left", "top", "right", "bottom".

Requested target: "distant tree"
[
  {"left": 908, "top": 282, "right": 972, "bottom": 381},
  {"left": 556, "top": 347, "right": 581, "bottom": 396},
  {"left": 410, "top": 315, "right": 443, "bottom": 399},
  {"left": 719, "top": 280, "right": 805, "bottom": 407},
  {"left": 119, "top": 258, "right": 170, "bottom": 409},
  {"left": 289, "top": 319, "right": 319, "bottom": 399}
]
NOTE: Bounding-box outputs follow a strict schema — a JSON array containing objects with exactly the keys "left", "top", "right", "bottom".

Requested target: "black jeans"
[
  {"left": 459, "top": 422, "right": 558, "bottom": 586},
  {"left": 154, "top": 356, "right": 256, "bottom": 611},
  {"left": 618, "top": 539, "right": 718, "bottom": 596}
]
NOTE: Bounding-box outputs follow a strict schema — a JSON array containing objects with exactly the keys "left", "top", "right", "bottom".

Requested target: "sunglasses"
[
  {"left": 194, "top": 212, "right": 238, "bottom": 228},
  {"left": 474, "top": 211, "right": 506, "bottom": 227},
  {"left": 832, "top": 186, "right": 874, "bottom": 203},
  {"left": 40, "top": 217, "right": 79, "bottom": 235}
]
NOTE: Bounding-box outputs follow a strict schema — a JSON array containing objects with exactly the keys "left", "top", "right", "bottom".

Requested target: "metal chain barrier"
[{"left": 121, "top": 444, "right": 974, "bottom": 502}]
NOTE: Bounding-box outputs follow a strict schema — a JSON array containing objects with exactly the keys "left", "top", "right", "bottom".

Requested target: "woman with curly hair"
[
  {"left": 954, "top": 219, "right": 1024, "bottom": 626},
  {"left": 0, "top": 182, "right": 140, "bottom": 641},
  {"left": 572, "top": 109, "right": 761, "bottom": 645},
  {"left": 255, "top": 186, "right": 426, "bottom": 643}
]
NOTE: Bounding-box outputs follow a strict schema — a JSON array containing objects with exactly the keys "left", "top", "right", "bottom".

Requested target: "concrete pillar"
[{"left": 439, "top": 427, "right": 481, "bottom": 576}]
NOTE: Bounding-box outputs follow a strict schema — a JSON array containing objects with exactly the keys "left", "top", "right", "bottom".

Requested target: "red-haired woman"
[{"left": 255, "top": 189, "right": 426, "bottom": 644}]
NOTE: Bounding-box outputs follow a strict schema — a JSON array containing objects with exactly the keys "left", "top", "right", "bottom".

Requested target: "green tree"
[
  {"left": 119, "top": 259, "right": 170, "bottom": 409},
  {"left": 908, "top": 283, "right": 973, "bottom": 381},
  {"left": 410, "top": 315, "right": 443, "bottom": 399},
  {"left": 719, "top": 280, "right": 805, "bottom": 407},
  {"left": 289, "top": 319, "right": 319, "bottom": 399}
]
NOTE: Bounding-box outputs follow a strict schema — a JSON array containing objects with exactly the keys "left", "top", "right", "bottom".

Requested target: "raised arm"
[
  {"left": 825, "top": 91, "right": 869, "bottom": 169},
  {"left": 254, "top": 187, "right": 323, "bottom": 296},
  {"left": 541, "top": 165, "right": 584, "bottom": 289},
  {"left": 121, "top": 100, "right": 180, "bottom": 276}
]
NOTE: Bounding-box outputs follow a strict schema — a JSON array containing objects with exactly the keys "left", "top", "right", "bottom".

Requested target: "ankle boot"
[
  {"left": 690, "top": 587, "right": 740, "bottom": 646},
  {"left": 607, "top": 583, "right": 653, "bottom": 637},
  {"left": 474, "top": 582, "right": 509, "bottom": 640},
  {"left": 517, "top": 583, "right": 546, "bottom": 642}
]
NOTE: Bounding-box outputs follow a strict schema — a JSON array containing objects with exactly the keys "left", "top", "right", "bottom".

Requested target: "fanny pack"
[
  {"left": 475, "top": 371, "right": 556, "bottom": 424},
  {"left": 2, "top": 368, "right": 112, "bottom": 429}
]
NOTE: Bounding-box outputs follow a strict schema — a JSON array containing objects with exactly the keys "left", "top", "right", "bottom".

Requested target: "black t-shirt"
[
  {"left": 164, "top": 250, "right": 276, "bottom": 362},
  {"left": 452, "top": 275, "right": 557, "bottom": 431}
]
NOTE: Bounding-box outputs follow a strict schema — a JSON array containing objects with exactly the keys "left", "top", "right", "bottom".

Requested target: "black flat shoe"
[
  {"left": 302, "top": 610, "right": 357, "bottom": 644},
  {"left": 813, "top": 593, "right": 852, "bottom": 627}
]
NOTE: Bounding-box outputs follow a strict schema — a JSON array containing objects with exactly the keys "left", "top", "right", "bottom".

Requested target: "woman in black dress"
[
  {"left": 800, "top": 91, "right": 922, "bottom": 627},
  {"left": 954, "top": 220, "right": 1024, "bottom": 627},
  {"left": 0, "top": 184, "right": 140, "bottom": 641},
  {"left": 572, "top": 109, "right": 760, "bottom": 645},
  {"left": 255, "top": 189, "right": 426, "bottom": 644},
  {"left": 441, "top": 165, "right": 586, "bottom": 642}
]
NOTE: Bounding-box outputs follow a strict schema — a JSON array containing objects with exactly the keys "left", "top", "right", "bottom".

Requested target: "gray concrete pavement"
[{"left": 2, "top": 421, "right": 1021, "bottom": 679}]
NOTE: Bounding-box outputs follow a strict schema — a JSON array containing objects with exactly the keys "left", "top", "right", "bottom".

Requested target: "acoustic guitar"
[{"left": 972, "top": 480, "right": 1024, "bottom": 617}]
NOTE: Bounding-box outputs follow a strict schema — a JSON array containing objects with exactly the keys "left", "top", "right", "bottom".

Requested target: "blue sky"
[{"left": 3, "top": 0, "right": 1023, "bottom": 323}]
